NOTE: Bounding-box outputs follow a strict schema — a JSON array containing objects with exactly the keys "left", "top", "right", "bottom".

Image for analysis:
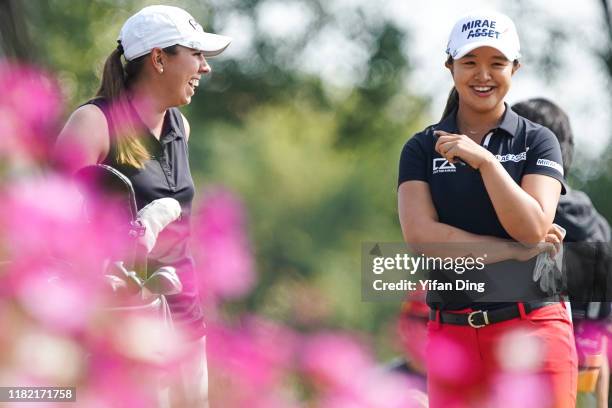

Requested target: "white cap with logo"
[
  {"left": 119, "top": 5, "right": 232, "bottom": 61},
  {"left": 446, "top": 10, "right": 520, "bottom": 61}
]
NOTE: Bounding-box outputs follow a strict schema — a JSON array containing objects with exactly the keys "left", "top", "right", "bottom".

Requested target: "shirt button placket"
[{"left": 159, "top": 155, "right": 174, "bottom": 189}]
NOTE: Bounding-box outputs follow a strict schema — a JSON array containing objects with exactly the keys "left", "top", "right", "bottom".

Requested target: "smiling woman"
[
  {"left": 153, "top": 46, "right": 208, "bottom": 107},
  {"left": 397, "top": 10, "right": 577, "bottom": 408},
  {"left": 447, "top": 47, "right": 518, "bottom": 121},
  {"left": 53, "top": 5, "right": 231, "bottom": 407}
]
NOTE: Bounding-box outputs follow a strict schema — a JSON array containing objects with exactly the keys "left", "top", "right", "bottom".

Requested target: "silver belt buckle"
[{"left": 468, "top": 310, "right": 489, "bottom": 328}]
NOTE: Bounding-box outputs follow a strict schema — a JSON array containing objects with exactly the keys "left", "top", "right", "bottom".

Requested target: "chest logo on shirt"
[
  {"left": 432, "top": 158, "right": 457, "bottom": 174},
  {"left": 496, "top": 151, "right": 527, "bottom": 163}
]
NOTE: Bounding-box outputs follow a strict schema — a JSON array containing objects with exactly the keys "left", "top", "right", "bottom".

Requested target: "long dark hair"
[
  {"left": 440, "top": 56, "right": 519, "bottom": 122},
  {"left": 96, "top": 45, "right": 177, "bottom": 168},
  {"left": 441, "top": 87, "right": 459, "bottom": 121}
]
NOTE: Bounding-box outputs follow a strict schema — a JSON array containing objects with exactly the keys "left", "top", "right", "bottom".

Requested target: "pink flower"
[
  {"left": 301, "top": 332, "right": 426, "bottom": 407},
  {"left": 300, "top": 332, "right": 374, "bottom": 391},
  {"left": 489, "top": 373, "right": 550, "bottom": 407},
  {"left": 425, "top": 331, "right": 481, "bottom": 386},
  {"left": 206, "top": 316, "right": 299, "bottom": 406},
  {"left": 0, "top": 61, "right": 61, "bottom": 161},
  {"left": 321, "top": 369, "right": 428, "bottom": 408},
  {"left": 207, "top": 316, "right": 297, "bottom": 392},
  {"left": 16, "top": 270, "right": 99, "bottom": 332},
  {"left": 575, "top": 320, "right": 606, "bottom": 363},
  {"left": 192, "top": 189, "right": 255, "bottom": 300},
  {"left": 1, "top": 175, "right": 139, "bottom": 280}
]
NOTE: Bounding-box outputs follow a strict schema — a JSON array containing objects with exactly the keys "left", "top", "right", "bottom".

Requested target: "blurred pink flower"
[
  {"left": 108, "top": 312, "right": 192, "bottom": 368},
  {"left": 397, "top": 317, "right": 427, "bottom": 372},
  {"left": 496, "top": 327, "right": 545, "bottom": 373},
  {"left": 1, "top": 175, "right": 138, "bottom": 281},
  {"left": 575, "top": 320, "right": 606, "bottom": 362},
  {"left": 16, "top": 270, "right": 99, "bottom": 332},
  {"left": 426, "top": 331, "right": 481, "bottom": 386},
  {"left": 78, "top": 310, "right": 189, "bottom": 407},
  {"left": 319, "top": 370, "right": 427, "bottom": 408},
  {"left": 82, "top": 355, "right": 159, "bottom": 408},
  {"left": 0, "top": 61, "right": 61, "bottom": 160},
  {"left": 192, "top": 189, "right": 255, "bottom": 300},
  {"left": 207, "top": 316, "right": 297, "bottom": 392},
  {"left": 301, "top": 332, "right": 374, "bottom": 391},
  {"left": 489, "top": 373, "right": 550, "bottom": 407},
  {"left": 301, "top": 332, "right": 427, "bottom": 407}
]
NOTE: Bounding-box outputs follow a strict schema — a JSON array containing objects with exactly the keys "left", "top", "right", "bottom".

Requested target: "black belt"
[{"left": 429, "top": 301, "right": 559, "bottom": 329}]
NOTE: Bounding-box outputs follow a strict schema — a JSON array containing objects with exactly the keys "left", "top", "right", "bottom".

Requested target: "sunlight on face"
[
  {"left": 161, "top": 46, "right": 211, "bottom": 106},
  {"left": 448, "top": 46, "right": 519, "bottom": 115}
]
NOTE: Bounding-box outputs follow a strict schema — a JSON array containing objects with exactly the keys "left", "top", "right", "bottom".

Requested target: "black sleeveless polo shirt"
[{"left": 86, "top": 97, "right": 204, "bottom": 338}]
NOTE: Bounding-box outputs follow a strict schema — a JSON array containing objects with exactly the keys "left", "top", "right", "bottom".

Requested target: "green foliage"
[{"left": 193, "top": 98, "right": 422, "bottom": 330}]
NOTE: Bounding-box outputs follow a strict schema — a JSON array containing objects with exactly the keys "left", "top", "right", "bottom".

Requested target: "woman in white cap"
[
  {"left": 398, "top": 10, "right": 577, "bottom": 407},
  {"left": 55, "top": 5, "right": 231, "bottom": 407}
]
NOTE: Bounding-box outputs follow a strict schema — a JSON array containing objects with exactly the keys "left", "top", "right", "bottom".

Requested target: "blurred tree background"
[
  {"left": 580, "top": 0, "right": 612, "bottom": 220},
  {"left": 3, "top": 0, "right": 612, "bottom": 362},
  {"left": 508, "top": 0, "right": 612, "bottom": 220}
]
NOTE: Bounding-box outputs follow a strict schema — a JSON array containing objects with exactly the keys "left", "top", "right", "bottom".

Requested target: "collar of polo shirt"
[{"left": 437, "top": 103, "right": 520, "bottom": 137}]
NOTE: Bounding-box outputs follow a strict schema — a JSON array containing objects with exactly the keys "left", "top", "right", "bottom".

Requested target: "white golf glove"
[
  {"left": 136, "top": 197, "right": 182, "bottom": 253},
  {"left": 533, "top": 224, "right": 566, "bottom": 295}
]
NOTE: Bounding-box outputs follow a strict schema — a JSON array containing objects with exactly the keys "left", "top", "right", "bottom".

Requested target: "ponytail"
[
  {"left": 97, "top": 47, "right": 126, "bottom": 102},
  {"left": 440, "top": 56, "right": 459, "bottom": 121},
  {"left": 96, "top": 46, "right": 150, "bottom": 168},
  {"left": 440, "top": 87, "right": 459, "bottom": 121}
]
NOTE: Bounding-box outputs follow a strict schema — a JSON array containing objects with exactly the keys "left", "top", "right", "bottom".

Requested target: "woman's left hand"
[{"left": 434, "top": 130, "right": 494, "bottom": 170}]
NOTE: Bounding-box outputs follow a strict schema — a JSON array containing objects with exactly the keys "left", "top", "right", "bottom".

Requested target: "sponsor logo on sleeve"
[{"left": 536, "top": 158, "right": 564, "bottom": 176}]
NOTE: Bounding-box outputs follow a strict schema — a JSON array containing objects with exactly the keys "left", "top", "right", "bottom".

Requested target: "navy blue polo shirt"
[
  {"left": 86, "top": 97, "right": 205, "bottom": 338},
  {"left": 398, "top": 104, "right": 566, "bottom": 310}
]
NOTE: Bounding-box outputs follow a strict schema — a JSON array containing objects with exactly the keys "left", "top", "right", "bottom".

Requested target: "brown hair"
[
  {"left": 96, "top": 45, "right": 177, "bottom": 168},
  {"left": 440, "top": 56, "right": 519, "bottom": 122}
]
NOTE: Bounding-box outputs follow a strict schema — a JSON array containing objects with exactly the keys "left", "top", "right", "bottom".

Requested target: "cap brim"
[
  {"left": 192, "top": 32, "right": 232, "bottom": 57},
  {"left": 452, "top": 40, "right": 519, "bottom": 61}
]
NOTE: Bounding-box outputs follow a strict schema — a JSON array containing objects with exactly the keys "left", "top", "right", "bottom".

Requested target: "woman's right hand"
[{"left": 434, "top": 130, "right": 495, "bottom": 169}]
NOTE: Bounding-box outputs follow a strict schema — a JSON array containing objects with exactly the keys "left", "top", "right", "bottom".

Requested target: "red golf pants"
[{"left": 426, "top": 302, "right": 577, "bottom": 408}]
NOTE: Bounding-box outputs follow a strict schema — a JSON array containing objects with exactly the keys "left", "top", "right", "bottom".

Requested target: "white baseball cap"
[
  {"left": 446, "top": 10, "right": 520, "bottom": 61},
  {"left": 118, "top": 5, "right": 232, "bottom": 61}
]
